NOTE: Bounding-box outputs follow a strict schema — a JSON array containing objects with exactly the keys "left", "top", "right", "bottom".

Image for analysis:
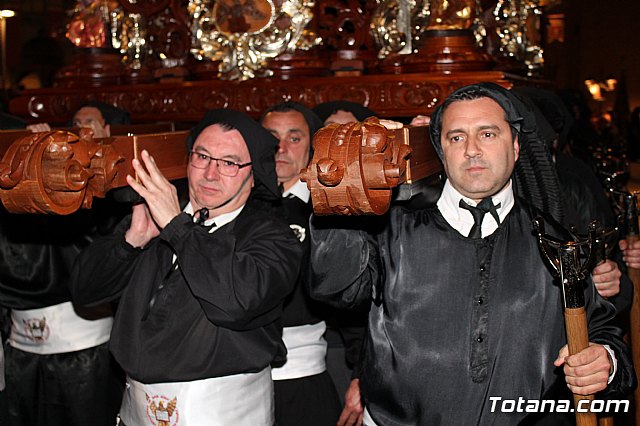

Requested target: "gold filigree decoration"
[
  {"left": 189, "top": 0, "right": 321, "bottom": 80},
  {"left": 427, "top": 0, "right": 477, "bottom": 30},
  {"left": 493, "top": 0, "right": 544, "bottom": 76},
  {"left": 67, "top": 0, "right": 124, "bottom": 48},
  {"left": 119, "top": 13, "right": 147, "bottom": 69},
  {"left": 371, "top": 0, "right": 430, "bottom": 59},
  {"left": 66, "top": 0, "right": 149, "bottom": 71},
  {"left": 371, "top": 0, "right": 486, "bottom": 60}
]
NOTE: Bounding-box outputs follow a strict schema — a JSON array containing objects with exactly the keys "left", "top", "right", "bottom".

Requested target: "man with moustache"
[
  {"left": 308, "top": 83, "right": 635, "bottom": 425},
  {"left": 261, "top": 102, "right": 342, "bottom": 426},
  {"left": 69, "top": 109, "right": 302, "bottom": 425}
]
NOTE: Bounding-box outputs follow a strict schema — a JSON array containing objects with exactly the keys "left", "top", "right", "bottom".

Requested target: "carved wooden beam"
[
  {"left": 9, "top": 71, "right": 517, "bottom": 125},
  {"left": 301, "top": 119, "right": 442, "bottom": 215},
  {"left": 0, "top": 130, "right": 188, "bottom": 214}
]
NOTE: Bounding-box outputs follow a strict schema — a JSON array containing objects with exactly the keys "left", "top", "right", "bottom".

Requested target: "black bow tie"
[{"left": 459, "top": 197, "right": 501, "bottom": 238}]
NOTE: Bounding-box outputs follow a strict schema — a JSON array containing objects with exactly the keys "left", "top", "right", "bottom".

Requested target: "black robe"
[
  {"left": 309, "top": 198, "right": 635, "bottom": 426},
  {"left": 0, "top": 206, "right": 113, "bottom": 310},
  {"left": 0, "top": 196, "right": 128, "bottom": 319},
  {"left": 274, "top": 194, "right": 342, "bottom": 426},
  {"left": 69, "top": 199, "right": 302, "bottom": 383},
  {"left": 0, "top": 199, "right": 127, "bottom": 426},
  {"left": 280, "top": 195, "right": 323, "bottom": 327}
]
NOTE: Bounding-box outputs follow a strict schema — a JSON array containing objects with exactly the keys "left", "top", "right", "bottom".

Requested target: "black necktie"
[
  {"left": 459, "top": 197, "right": 501, "bottom": 238},
  {"left": 196, "top": 208, "right": 209, "bottom": 226},
  {"left": 165, "top": 208, "right": 213, "bottom": 280}
]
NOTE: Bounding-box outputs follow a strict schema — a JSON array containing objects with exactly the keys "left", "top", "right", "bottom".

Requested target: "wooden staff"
[
  {"left": 565, "top": 306, "right": 597, "bottom": 426},
  {"left": 619, "top": 192, "right": 640, "bottom": 425},
  {"left": 591, "top": 222, "right": 619, "bottom": 426},
  {"left": 534, "top": 218, "right": 598, "bottom": 426}
]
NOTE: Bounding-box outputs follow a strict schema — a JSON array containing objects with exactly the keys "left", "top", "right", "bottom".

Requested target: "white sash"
[
  {"left": 271, "top": 321, "right": 327, "bottom": 381},
  {"left": 120, "top": 367, "right": 274, "bottom": 426},
  {"left": 9, "top": 301, "right": 112, "bottom": 355},
  {"left": 363, "top": 407, "right": 380, "bottom": 426}
]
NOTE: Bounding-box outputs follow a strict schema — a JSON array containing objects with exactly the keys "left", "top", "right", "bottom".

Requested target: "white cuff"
[{"left": 602, "top": 344, "right": 617, "bottom": 384}]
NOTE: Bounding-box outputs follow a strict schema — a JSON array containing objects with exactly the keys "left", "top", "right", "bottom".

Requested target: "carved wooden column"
[
  {"left": 53, "top": 0, "right": 127, "bottom": 88},
  {"left": 268, "top": 51, "right": 331, "bottom": 80},
  {"left": 402, "top": 29, "right": 493, "bottom": 73},
  {"left": 315, "top": 0, "right": 379, "bottom": 75},
  {"left": 120, "top": 0, "right": 193, "bottom": 82},
  {"left": 54, "top": 47, "right": 125, "bottom": 88},
  {"left": 267, "top": 2, "right": 331, "bottom": 79},
  {"left": 401, "top": 0, "right": 493, "bottom": 73}
]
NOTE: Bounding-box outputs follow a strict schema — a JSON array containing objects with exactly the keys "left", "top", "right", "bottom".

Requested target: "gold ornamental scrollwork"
[
  {"left": 189, "top": 0, "right": 321, "bottom": 80},
  {"left": 371, "top": 0, "right": 430, "bottom": 59},
  {"left": 371, "top": 0, "right": 488, "bottom": 60},
  {"left": 493, "top": 0, "right": 544, "bottom": 75}
]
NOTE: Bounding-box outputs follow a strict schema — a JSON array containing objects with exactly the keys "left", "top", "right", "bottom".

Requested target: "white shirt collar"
[
  {"left": 436, "top": 179, "right": 515, "bottom": 238},
  {"left": 184, "top": 202, "right": 244, "bottom": 231},
  {"left": 282, "top": 179, "right": 310, "bottom": 203}
]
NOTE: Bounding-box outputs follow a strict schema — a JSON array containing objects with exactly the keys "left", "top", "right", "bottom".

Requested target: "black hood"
[
  {"left": 312, "top": 101, "right": 376, "bottom": 123},
  {"left": 75, "top": 101, "right": 131, "bottom": 125},
  {"left": 188, "top": 109, "right": 281, "bottom": 201},
  {"left": 512, "top": 87, "right": 575, "bottom": 153},
  {"left": 429, "top": 82, "right": 564, "bottom": 223}
]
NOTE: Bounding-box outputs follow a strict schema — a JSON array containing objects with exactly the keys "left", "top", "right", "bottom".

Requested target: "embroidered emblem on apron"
[
  {"left": 23, "top": 317, "right": 49, "bottom": 342},
  {"left": 146, "top": 393, "right": 179, "bottom": 426},
  {"left": 289, "top": 224, "right": 306, "bottom": 242}
]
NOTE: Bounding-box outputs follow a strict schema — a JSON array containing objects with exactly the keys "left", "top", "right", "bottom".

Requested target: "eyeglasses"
[{"left": 189, "top": 151, "right": 252, "bottom": 177}]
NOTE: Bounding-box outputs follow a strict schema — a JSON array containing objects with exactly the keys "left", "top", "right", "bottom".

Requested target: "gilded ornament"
[
  {"left": 67, "top": 0, "right": 123, "bottom": 48},
  {"left": 371, "top": 0, "right": 429, "bottom": 59},
  {"left": 189, "top": 0, "right": 321, "bottom": 80},
  {"left": 493, "top": 0, "right": 544, "bottom": 75}
]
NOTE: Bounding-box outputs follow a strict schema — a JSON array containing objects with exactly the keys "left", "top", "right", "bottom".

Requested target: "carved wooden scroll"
[
  {"left": 300, "top": 118, "right": 442, "bottom": 215},
  {"left": 0, "top": 130, "right": 188, "bottom": 214}
]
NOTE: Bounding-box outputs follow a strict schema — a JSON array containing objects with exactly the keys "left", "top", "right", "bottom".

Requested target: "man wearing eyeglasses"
[{"left": 69, "top": 109, "right": 302, "bottom": 425}]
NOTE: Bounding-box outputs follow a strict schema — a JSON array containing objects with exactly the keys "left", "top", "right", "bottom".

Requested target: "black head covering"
[
  {"left": 312, "top": 101, "right": 377, "bottom": 124},
  {"left": 511, "top": 89, "right": 560, "bottom": 151},
  {"left": 188, "top": 109, "right": 281, "bottom": 201},
  {"left": 75, "top": 101, "right": 131, "bottom": 125},
  {"left": 429, "top": 82, "right": 564, "bottom": 222},
  {"left": 512, "top": 87, "right": 575, "bottom": 152},
  {"left": 260, "top": 101, "right": 324, "bottom": 153}
]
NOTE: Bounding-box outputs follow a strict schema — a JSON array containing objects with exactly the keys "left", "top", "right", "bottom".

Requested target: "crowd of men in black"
[{"left": 0, "top": 84, "right": 638, "bottom": 425}]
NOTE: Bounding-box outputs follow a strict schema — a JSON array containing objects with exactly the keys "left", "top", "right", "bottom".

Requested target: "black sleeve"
[
  {"left": 0, "top": 211, "right": 98, "bottom": 309},
  {"left": 69, "top": 214, "right": 142, "bottom": 306},
  {"left": 160, "top": 211, "right": 302, "bottom": 330},
  {"left": 606, "top": 247, "right": 634, "bottom": 318},
  {"left": 308, "top": 214, "right": 384, "bottom": 310},
  {"left": 586, "top": 278, "right": 637, "bottom": 398}
]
